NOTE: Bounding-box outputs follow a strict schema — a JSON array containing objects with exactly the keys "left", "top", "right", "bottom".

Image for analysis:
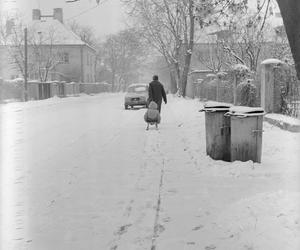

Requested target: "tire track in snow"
[
  {"left": 108, "top": 138, "right": 148, "bottom": 250},
  {"left": 147, "top": 99, "right": 205, "bottom": 249},
  {"left": 108, "top": 129, "right": 168, "bottom": 250},
  {"left": 107, "top": 107, "right": 151, "bottom": 249},
  {"left": 150, "top": 157, "right": 165, "bottom": 250}
]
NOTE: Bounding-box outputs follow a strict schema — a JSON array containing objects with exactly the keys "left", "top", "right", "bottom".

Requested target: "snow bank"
[
  {"left": 199, "top": 191, "right": 300, "bottom": 250},
  {"left": 265, "top": 113, "right": 300, "bottom": 126},
  {"left": 264, "top": 113, "right": 300, "bottom": 132}
]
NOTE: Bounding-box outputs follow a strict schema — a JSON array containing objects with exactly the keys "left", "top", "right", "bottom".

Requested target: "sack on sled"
[{"left": 144, "top": 101, "right": 161, "bottom": 124}]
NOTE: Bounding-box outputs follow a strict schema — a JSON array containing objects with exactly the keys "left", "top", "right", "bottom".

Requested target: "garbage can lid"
[
  {"left": 227, "top": 106, "right": 265, "bottom": 117},
  {"left": 201, "top": 101, "right": 233, "bottom": 112},
  {"left": 204, "top": 101, "right": 233, "bottom": 109}
]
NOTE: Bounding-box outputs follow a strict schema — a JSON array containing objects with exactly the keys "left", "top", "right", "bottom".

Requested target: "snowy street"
[{"left": 1, "top": 93, "right": 300, "bottom": 250}]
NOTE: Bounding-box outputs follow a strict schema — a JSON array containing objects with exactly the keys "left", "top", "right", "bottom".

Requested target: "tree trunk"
[
  {"left": 174, "top": 62, "right": 181, "bottom": 90},
  {"left": 169, "top": 68, "right": 178, "bottom": 94},
  {"left": 180, "top": 52, "right": 192, "bottom": 97},
  {"left": 276, "top": 0, "right": 300, "bottom": 80},
  {"left": 111, "top": 70, "right": 116, "bottom": 92},
  {"left": 179, "top": 0, "right": 195, "bottom": 97}
]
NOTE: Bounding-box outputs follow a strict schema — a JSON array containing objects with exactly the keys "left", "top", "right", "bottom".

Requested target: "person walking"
[{"left": 148, "top": 75, "right": 167, "bottom": 113}]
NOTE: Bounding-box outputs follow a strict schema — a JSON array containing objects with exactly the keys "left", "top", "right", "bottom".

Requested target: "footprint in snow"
[
  {"left": 187, "top": 242, "right": 196, "bottom": 245},
  {"left": 155, "top": 224, "right": 165, "bottom": 233},
  {"left": 205, "top": 244, "right": 216, "bottom": 250},
  {"left": 192, "top": 225, "right": 204, "bottom": 231},
  {"left": 162, "top": 217, "right": 171, "bottom": 223},
  {"left": 167, "top": 188, "right": 177, "bottom": 194},
  {"left": 116, "top": 223, "right": 132, "bottom": 236}
]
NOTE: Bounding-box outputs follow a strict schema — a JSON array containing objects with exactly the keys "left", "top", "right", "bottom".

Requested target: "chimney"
[
  {"left": 53, "top": 8, "right": 63, "bottom": 23},
  {"left": 32, "top": 9, "right": 41, "bottom": 21}
]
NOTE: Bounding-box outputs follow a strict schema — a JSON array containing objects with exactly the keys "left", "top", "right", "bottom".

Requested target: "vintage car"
[{"left": 124, "top": 83, "right": 149, "bottom": 109}]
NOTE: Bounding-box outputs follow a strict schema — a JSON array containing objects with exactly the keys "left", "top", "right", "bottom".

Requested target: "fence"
[
  {"left": 0, "top": 80, "right": 112, "bottom": 103},
  {"left": 196, "top": 72, "right": 234, "bottom": 104},
  {"left": 0, "top": 78, "right": 24, "bottom": 101},
  {"left": 274, "top": 67, "right": 300, "bottom": 118},
  {"left": 191, "top": 64, "right": 300, "bottom": 118}
]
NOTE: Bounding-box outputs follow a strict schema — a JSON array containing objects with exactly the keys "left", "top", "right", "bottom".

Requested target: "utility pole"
[{"left": 24, "top": 27, "right": 28, "bottom": 101}]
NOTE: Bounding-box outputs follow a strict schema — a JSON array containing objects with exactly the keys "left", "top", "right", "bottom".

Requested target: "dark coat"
[{"left": 148, "top": 80, "right": 167, "bottom": 108}]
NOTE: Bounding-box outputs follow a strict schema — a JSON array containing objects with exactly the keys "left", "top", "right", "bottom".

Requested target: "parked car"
[{"left": 124, "top": 83, "right": 149, "bottom": 109}]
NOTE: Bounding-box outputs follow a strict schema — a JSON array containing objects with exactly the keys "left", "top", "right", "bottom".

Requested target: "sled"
[{"left": 146, "top": 121, "right": 158, "bottom": 130}]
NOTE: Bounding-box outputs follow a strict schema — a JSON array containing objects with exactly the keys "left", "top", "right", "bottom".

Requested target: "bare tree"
[
  {"left": 1, "top": 16, "right": 65, "bottom": 82},
  {"left": 0, "top": 16, "right": 28, "bottom": 79},
  {"left": 68, "top": 20, "right": 97, "bottom": 46},
  {"left": 123, "top": 0, "right": 248, "bottom": 97},
  {"left": 123, "top": 0, "right": 195, "bottom": 96},
  {"left": 30, "top": 26, "right": 63, "bottom": 82},
  {"left": 102, "top": 28, "right": 146, "bottom": 91},
  {"left": 68, "top": 21, "right": 104, "bottom": 83},
  {"left": 208, "top": 6, "right": 277, "bottom": 72},
  {"left": 194, "top": 38, "right": 230, "bottom": 73},
  {"left": 268, "top": 25, "right": 293, "bottom": 64}
]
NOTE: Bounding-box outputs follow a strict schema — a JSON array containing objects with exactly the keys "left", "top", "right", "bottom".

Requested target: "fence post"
[
  {"left": 24, "top": 28, "right": 28, "bottom": 101},
  {"left": 260, "top": 59, "right": 284, "bottom": 113}
]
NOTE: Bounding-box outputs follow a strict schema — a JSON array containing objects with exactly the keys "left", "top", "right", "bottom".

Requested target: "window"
[
  {"left": 59, "top": 52, "right": 69, "bottom": 64},
  {"left": 63, "top": 53, "right": 69, "bottom": 63},
  {"left": 128, "top": 85, "right": 148, "bottom": 93},
  {"left": 50, "top": 72, "right": 57, "bottom": 81}
]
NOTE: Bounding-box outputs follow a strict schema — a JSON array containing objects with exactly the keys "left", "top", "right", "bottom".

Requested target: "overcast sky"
[
  {"left": 0, "top": 0, "right": 126, "bottom": 39},
  {"left": 0, "top": 0, "right": 281, "bottom": 39}
]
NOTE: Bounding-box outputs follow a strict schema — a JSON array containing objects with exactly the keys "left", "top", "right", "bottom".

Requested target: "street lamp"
[{"left": 24, "top": 27, "right": 28, "bottom": 101}]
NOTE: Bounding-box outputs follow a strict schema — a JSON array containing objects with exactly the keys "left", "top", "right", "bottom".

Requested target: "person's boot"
[{"left": 146, "top": 123, "right": 149, "bottom": 130}]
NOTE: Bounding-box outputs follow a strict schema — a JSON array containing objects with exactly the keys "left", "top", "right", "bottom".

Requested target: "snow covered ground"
[{"left": 0, "top": 93, "right": 299, "bottom": 250}]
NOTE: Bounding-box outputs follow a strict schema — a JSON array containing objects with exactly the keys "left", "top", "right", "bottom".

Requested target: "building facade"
[{"left": 0, "top": 8, "right": 96, "bottom": 83}]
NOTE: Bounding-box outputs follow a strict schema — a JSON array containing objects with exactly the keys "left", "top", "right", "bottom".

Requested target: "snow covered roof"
[
  {"left": 29, "top": 19, "right": 86, "bottom": 46},
  {"left": 2, "top": 19, "right": 95, "bottom": 50}
]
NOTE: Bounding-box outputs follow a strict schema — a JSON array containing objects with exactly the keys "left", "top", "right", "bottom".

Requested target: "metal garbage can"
[
  {"left": 225, "top": 106, "right": 265, "bottom": 163},
  {"left": 202, "top": 101, "right": 233, "bottom": 161}
]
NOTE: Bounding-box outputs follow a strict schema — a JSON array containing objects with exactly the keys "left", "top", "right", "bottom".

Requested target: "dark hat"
[{"left": 153, "top": 75, "right": 158, "bottom": 81}]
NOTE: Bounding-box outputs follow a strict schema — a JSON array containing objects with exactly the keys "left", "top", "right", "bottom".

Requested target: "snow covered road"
[{"left": 1, "top": 93, "right": 300, "bottom": 250}]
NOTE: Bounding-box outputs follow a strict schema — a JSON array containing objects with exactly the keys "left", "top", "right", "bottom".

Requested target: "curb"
[{"left": 264, "top": 116, "right": 300, "bottom": 133}]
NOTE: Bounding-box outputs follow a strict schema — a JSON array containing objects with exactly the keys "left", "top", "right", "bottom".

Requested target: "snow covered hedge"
[
  {"left": 236, "top": 79, "right": 258, "bottom": 107},
  {"left": 232, "top": 64, "right": 251, "bottom": 82}
]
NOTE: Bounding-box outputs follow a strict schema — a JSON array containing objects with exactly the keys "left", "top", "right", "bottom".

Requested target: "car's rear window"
[{"left": 128, "top": 86, "right": 148, "bottom": 93}]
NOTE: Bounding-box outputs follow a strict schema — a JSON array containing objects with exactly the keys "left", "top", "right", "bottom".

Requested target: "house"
[
  {"left": 190, "top": 8, "right": 287, "bottom": 73},
  {"left": 0, "top": 8, "right": 96, "bottom": 83}
]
